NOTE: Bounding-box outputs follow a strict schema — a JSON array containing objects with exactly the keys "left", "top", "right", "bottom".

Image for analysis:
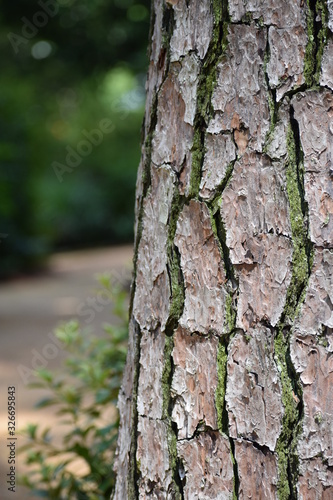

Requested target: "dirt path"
[{"left": 0, "top": 245, "right": 133, "bottom": 499}]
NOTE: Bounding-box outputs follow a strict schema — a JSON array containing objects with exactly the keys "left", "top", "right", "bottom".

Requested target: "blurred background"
[
  {"left": 0, "top": 1, "right": 150, "bottom": 497},
  {"left": 0, "top": 0, "right": 150, "bottom": 277}
]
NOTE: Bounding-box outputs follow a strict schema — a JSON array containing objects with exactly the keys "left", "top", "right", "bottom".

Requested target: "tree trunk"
[{"left": 114, "top": 1, "right": 333, "bottom": 498}]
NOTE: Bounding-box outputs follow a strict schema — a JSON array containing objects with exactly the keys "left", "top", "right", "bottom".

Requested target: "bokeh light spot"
[{"left": 31, "top": 41, "right": 52, "bottom": 60}]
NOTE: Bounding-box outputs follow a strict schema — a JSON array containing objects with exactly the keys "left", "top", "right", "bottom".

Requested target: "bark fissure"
[
  {"left": 284, "top": 107, "right": 314, "bottom": 322},
  {"left": 210, "top": 197, "right": 240, "bottom": 498},
  {"left": 204, "top": 157, "right": 236, "bottom": 207},
  {"left": 190, "top": 0, "right": 229, "bottom": 198},
  {"left": 166, "top": 190, "right": 186, "bottom": 333},
  {"left": 163, "top": 197, "right": 186, "bottom": 499},
  {"left": 129, "top": 321, "right": 142, "bottom": 500},
  {"left": 150, "top": 186, "right": 189, "bottom": 497},
  {"left": 216, "top": 336, "right": 240, "bottom": 499},
  {"left": 161, "top": 2, "right": 176, "bottom": 62},
  {"left": 229, "top": 432, "right": 240, "bottom": 499},
  {"left": 241, "top": 437, "right": 273, "bottom": 456},
  {"left": 176, "top": 420, "right": 223, "bottom": 443},
  {"left": 263, "top": 25, "right": 278, "bottom": 144},
  {"left": 305, "top": 0, "right": 328, "bottom": 85},
  {"left": 274, "top": 106, "right": 314, "bottom": 500},
  {"left": 203, "top": 168, "right": 240, "bottom": 497},
  {"left": 211, "top": 204, "right": 237, "bottom": 287},
  {"left": 274, "top": 326, "right": 303, "bottom": 500},
  {"left": 161, "top": 334, "right": 184, "bottom": 499}
]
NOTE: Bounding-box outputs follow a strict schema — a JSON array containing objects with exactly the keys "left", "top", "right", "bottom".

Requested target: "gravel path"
[{"left": 0, "top": 245, "right": 133, "bottom": 499}]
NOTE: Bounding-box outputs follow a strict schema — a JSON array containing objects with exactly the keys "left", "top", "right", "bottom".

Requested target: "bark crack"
[
  {"left": 210, "top": 201, "right": 238, "bottom": 289},
  {"left": 162, "top": 188, "right": 187, "bottom": 499},
  {"left": 129, "top": 320, "right": 142, "bottom": 500},
  {"left": 161, "top": 334, "right": 184, "bottom": 499},
  {"left": 166, "top": 189, "right": 186, "bottom": 333},
  {"left": 189, "top": 0, "right": 229, "bottom": 198},
  {"left": 263, "top": 24, "right": 278, "bottom": 143},
  {"left": 240, "top": 437, "right": 273, "bottom": 456},
  {"left": 209, "top": 193, "right": 240, "bottom": 499},
  {"left": 274, "top": 105, "right": 314, "bottom": 500},
  {"left": 216, "top": 338, "right": 240, "bottom": 500},
  {"left": 285, "top": 106, "right": 314, "bottom": 320},
  {"left": 304, "top": 0, "right": 328, "bottom": 86}
]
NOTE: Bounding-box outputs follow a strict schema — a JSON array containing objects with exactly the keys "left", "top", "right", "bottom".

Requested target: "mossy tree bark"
[{"left": 113, "top": 1, "right": 333, "bottom": 498}]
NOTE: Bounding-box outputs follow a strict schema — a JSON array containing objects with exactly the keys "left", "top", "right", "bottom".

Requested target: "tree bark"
[{"left": 114, "top": 1, "right": 333, "bottom": 498}]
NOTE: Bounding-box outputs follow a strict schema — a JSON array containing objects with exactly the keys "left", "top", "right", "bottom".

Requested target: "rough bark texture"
[{"left": 114, "top": 0, "right": 333, "bottom": 498}]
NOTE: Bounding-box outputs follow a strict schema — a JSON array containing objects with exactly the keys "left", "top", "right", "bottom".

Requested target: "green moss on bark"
[
  {"left": 314, "top": 0, "right": 328, "bottom": 83},
  {"left": 127, "top": 322, "right": 142, "bottom": 500},
  {"left": 274, "top": 328, "right": 302, "bottom": 500},
  {"left": 189, "top": 129, "right": 205, "bottom": 198},
  {"left": 166, "top": 189, "right": 185, "bottom": 330},
  {"left": 190, "top": 0, "right": 230, "bottom": 199},
  {"left": 284, "top": 125, "right": 313, "bottom": 322},
  {"left": 168, "top": 254, "right": 185, "bottom": 327},
  {"left": 275, "top": 117, "right": 313, "bottom": 499},
  {"left": 225, "top": 293, "right": 236, "bottom": 332},
  {"left": 304, "top": 0, "right": 328, "bottom": 86},
  {"left": 161, "top": 334, "right": 183, "bottom": 499},
  {"left": 216, "top": 341, "right": 228, "bottom": 432},
  {"left": 161, "top": 335, "right": 174, "bottom": 419},
  {"left": 304, "top": 0, "right": 316, "bottom": 86}
]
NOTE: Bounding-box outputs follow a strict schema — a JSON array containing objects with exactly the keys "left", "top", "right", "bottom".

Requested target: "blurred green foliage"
[
  {"left": 0, "top": 0, "right": 150, "bottom": 276},
  {"left": 19, "top": 275, "right": 129, "bottom": 499}
]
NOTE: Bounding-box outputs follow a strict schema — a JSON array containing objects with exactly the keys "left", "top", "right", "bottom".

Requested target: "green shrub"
[{"left": 19, "top": 276, "right": 129, "bottom": 499}]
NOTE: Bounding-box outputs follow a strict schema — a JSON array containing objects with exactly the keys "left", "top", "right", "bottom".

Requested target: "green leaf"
[
  {"left": 18, "top": 281, "right": 129, "bottom": 499},
  {"left": 35, "top": 369, "right": 53, "bottom": 383},
  {"left": 35, "top": 397, "right": 58, "bottom": 409}
]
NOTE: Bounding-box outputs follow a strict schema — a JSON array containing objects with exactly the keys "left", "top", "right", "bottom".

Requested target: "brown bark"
[{"left": 114, "top": 1, "right": 333, "bottom": 498}]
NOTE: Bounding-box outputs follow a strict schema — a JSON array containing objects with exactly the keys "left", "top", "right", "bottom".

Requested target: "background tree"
[
  {"left": 0, "top": 0, "right": 150, "bottom": 276},
  {"left": 114, "top": 0, "right": 333, "bottom": 498}
]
